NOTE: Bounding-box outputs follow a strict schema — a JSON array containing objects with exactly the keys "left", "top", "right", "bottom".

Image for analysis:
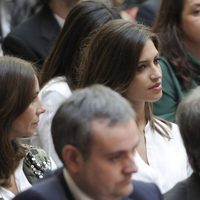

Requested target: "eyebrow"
[
  {"left": 190, "top": 3, "right": 200, "bottom": 7},
  {"left": 138, "top": 53, "right": 159, "bottom": 64}
]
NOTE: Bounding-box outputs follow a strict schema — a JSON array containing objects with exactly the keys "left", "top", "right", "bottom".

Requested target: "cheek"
[
  {"left": 91, "top": 161, "right": 120, "bottom": 182},
  {"left": 127, "top": 79, "right": 144, "bottom": 96}
]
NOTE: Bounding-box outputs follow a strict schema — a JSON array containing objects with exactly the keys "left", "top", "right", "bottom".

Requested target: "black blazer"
[
  {"left": 12, "top": 169, "right": 163, "bottom": 200},
  {"left": 2, "top": 5, "right": 61, "bottom": 68},
  {"left": 164, "top": 173, "right": 200, "bottom": 200}
]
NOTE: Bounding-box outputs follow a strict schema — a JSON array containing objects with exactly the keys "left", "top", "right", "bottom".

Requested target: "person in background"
[
  {"left": 136, "top": 0, "right": 160, "bottom": 27},
  {"left": 164, "top": 86, "right": 200, "bottom": 200},
  {"left": 0, "top": 0, "right": 40, "bottom": 55},
  {"left": 35, "top": 0, "right": 121, "bottom": 167},
  {"left": 13, "top": 84, "right": 162, "bottom": 200},
  {"left": 2, "top": 0, "right": 79, "bottom": 68},
  {"left": 0, "top": 56, "right": 55, "bottom": 200},
  {"left": 153, "top": 0, "right": 200, "bottom": 122},
  {"left": 77, "top": 19, "right": 190, "bottom": 193}
]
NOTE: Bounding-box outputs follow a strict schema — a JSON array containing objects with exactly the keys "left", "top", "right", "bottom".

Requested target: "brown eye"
[
  {"left": 137, "top": 64, "right": 146, "bottom": 71},
  {"left": 154, "top": 57, "right": 160, "bottom": 65}
]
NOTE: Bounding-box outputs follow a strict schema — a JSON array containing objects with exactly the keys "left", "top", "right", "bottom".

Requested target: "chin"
[
  {"left": 121, "top": 184, "right": 134, "bottom": 197},
  {"left": 148, "top": 95, "right": 162, "bottom": 103}
]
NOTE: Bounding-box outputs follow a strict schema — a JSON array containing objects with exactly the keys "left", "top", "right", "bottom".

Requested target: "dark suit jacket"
[
  {"left": 2, "top": 5, "right": 60, "bottom": 68},
  {"left": 164, "top": 173, "right": 200, "bottom": 200},
  {"left": 12, "top": 169, "right": 162, "bottom": 200}
]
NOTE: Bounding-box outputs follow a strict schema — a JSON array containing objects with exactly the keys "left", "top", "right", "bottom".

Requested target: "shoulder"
[
  {"left": 13, "top": 169, "right": 68, "bottom": 200},
  {"left": 159, "top": 57, "right": 177, "bottom": 80},
  {"left": 23, "top": 145, "right": 52, "bottom": 184},
  {"left": 40, "top": 76, "right": 71, "bottom": 98},
  {"left": 164, "top": 180, "right": 187, "bottom": 200},
  {"left": 130, "top": 181, "right": 162, "bottom": 200},
  {"left": 165, "top": 173, "right": 200, "bottom": 200},
  {"left": 3, "top": 6, "right": 56, "bottom": 40},
  {"left": 159, "top": 57, "right": 171, "bottom": 70}
]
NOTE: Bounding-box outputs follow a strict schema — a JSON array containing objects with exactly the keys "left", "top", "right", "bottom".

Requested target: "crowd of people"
[{"left": 0, "top": 0, "right": 199, "bottom": 200}]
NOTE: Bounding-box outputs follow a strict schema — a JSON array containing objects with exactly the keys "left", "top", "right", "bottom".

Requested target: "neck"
[
  {"left": 184, "top": 39, "right": 200, "bottom": 59},
  {"left": 132, "top": 102, "right": 147, "bottom": 133},
  {"left": 48, "top": 0, "right": 75, "bottom": 19}
]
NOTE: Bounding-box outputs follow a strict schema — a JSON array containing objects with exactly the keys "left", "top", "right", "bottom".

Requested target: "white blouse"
[
  {"left": 0, "top": 160, "right": 31, "bottom": 200},
  {"left": 132, "top": 120, "right": 191, "bottom": 194},
  {"left": 33, "top": 76, "right": 72, "bottom": 167}
]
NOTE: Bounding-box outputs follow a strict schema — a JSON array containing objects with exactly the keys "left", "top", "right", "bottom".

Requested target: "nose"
[
  {"left": 123, "top": 155, "right": 138, "bottom": 175},
  {"left": 150, "top": 63, "right": 162, "bottom": 80},
  {"left": 36, "top": 98, "right": 45, "bottom": 115}
]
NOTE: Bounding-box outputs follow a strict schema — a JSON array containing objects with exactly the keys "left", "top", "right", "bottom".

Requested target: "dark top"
[
  {"left": 13, "top": 168, "right": 163, "bottom": 200},
  {"left": 164, "top": 173, "right": 200, "bottom": 200},
  {"left": 153, "top": 55, "right": 200, "bottom": 122},
  {"left": 2, "top": 5, "right": 60, "bottom": 69}
]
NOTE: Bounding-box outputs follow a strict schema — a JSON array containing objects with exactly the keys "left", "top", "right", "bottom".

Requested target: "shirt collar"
[
  {"left": 54, "top": 13, "right": 65, "bottom": 28},
  {"left": 63, "top": 168, "right": 93, "bottom": 200}
]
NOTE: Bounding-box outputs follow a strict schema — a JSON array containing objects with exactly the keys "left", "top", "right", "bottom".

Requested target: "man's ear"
[{"left": 62, "top": 145, "right": 83, "bottom": 173}]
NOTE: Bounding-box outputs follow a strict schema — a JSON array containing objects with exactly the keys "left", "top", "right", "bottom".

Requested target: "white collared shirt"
[
  {"left": 32, "top": 76, "right": 71, "bottom": 167},
  {"left": 132, "top": 119, "right": 192, "bottom": 194},
  {"left": 63, "top": 168, "right": 93, "bottom": 200}
]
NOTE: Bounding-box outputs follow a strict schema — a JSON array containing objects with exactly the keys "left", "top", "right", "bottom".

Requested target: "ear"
[{"left": 62, "top": 145, "right": 83, "bottom": 173}]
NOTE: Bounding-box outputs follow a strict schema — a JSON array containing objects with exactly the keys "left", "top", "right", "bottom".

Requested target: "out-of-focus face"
[
  {"left": 125, "top": 39, "right": 162, "bottom": 105},
  {"left": 72, "top": 119, "right": 139, "bottom": 200},
  {"left": 10, "top": 76, "right": 45, "bottom": 139},
  {"left": 181, "top": 0, "right": 200, "bottom": 48}
]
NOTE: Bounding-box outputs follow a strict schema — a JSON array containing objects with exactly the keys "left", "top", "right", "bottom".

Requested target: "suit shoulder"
[
  {"left": 13, "top": 170, "right": 67, "bottom": 200},
  {"left": 131, "top": 181, "right": 163, "bottom": 200},
  {"left": 164, "top": 180, "right": 187, "bottom": 200}
]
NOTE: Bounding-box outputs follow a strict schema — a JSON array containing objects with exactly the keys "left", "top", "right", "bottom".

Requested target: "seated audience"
[
  {"left": 2, "top": 0, "right": 79, "bottom": 68},
  {"left": 35, "top": 0, "right": 121, "bottom": 167},
  {"left": 0, "top": 56, "right": 55, "bottom": 200},
  {"left": 13, "top": 84, "right": 162, "bottom": 200},
  {"left": 136, "top": 0, "right": 160, "bottom": 27},
  {"left": 77, "top": 19, "right": 191, "bottom": 193},
  {"left": 164, "top": 86, "right": 200, "bottom": 200}
]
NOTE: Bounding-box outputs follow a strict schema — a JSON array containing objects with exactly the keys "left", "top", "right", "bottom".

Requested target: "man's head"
[
  {"left": 52, "top": 84, "right": 139, "bottom": 199},
  {"left": 176, "top": 86, "right": 200, "bottom": 174}
]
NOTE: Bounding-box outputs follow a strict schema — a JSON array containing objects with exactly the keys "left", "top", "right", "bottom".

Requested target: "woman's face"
[
  {"left": 10, "top": 76, "right": 45, "bottom": 139},
  {"left": 125, "top": 39, "right": 162, "bottom": 105},
  {"left": 181, "top": 0, "right": 200, "bottom": 47}
]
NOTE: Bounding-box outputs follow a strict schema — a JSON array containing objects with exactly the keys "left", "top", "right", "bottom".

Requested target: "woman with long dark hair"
[
  {"left": 78, "top": 19, "right": 191, "bottom": 193},
  {"left": 153, "top": 0, "right": 200, "bottom": 122},
  {"left": 0, "top": 56, "right": 54, "bottom": 200}
]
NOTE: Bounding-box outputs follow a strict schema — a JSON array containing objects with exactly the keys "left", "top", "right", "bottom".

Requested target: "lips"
[
  {"left": 148, "top": 82, "right": 162, "bottom": 90},
  {"left": 33, "top": 121, "right": 39, "bottom": 126}
]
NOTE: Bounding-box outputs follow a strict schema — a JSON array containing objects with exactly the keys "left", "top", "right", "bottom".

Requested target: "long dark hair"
[
  {"left": 40, "top": 0, "right": 121, "bottom": 89},
  {"left": 78, "top": 19, "right": 171, "bottom": 138},
  {"left": 153, "top": 0, "right": 200, "bottom": 88},
  {"left": 0, "top": 56, "right": 36, "bottom": 187}
]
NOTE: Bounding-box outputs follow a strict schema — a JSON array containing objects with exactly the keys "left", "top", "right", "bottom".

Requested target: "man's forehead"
[{"left": 90, "top": 119, "right": 139, "bottom": 151}]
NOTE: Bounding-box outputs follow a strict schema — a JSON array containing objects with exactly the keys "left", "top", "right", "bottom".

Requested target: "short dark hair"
[
  {"left": 176, "top": 86, "right": 200, "bottom": 173},
  {"left": 51, "top": 84, "right": 136, "bottom": 161}
]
